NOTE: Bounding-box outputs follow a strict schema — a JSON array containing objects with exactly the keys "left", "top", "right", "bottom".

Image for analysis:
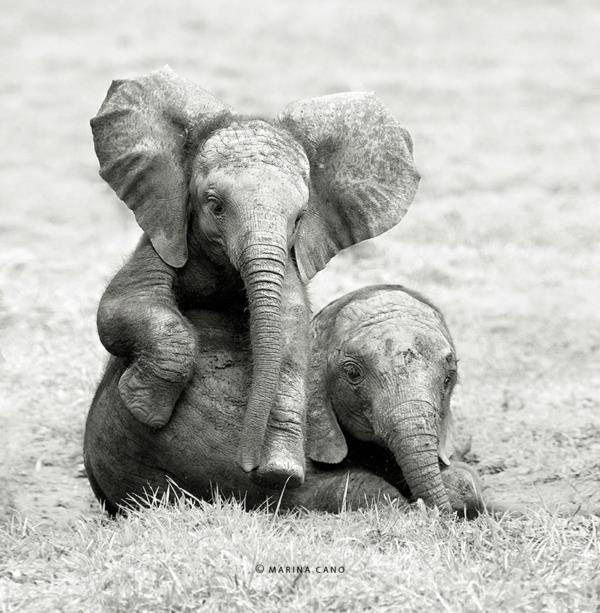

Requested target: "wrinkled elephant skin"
[
  {"left": 90, "top": 67, "right": 420, "bottom": 487},
  {"left": 84, "top": 286, "right": 486, "bottom": 517}
]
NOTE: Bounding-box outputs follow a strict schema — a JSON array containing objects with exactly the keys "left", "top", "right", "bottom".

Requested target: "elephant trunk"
[
  {"left": 237, "top": 237, "right": 287, "bottom": 473},
  {"left": 382, "top": 400, "right": 452, "bottom": 513}
]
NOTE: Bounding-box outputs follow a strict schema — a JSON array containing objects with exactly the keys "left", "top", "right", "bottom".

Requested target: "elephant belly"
[{"left": 84, "top": 310, "right": 274, "bottom": 510}]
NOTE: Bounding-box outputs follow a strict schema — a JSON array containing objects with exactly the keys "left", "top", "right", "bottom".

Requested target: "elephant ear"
[
  {"left": 91, "top": 66, "right": 231, "bottom": 268},
  {"left": 438, "top": 406, "right": 454, "bottom": 466},
  {"left": 278, "top": 92, "right": 420, "bottom": 282},
  {"left": 306, "top": 310, "right": 348, "bottom": 464}
]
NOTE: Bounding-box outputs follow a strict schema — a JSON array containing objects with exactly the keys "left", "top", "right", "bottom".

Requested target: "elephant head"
[
  {"left": 90, "top": 67, "right": 420, "bottom": 473},
  {"left": 307, "top": 285, "right": 456, "bottom": 512}
]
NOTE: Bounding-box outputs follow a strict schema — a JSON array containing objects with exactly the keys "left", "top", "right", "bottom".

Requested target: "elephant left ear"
[
  {"left": 438, "top": 407, "right": 454, "bottom": 466},
  {"left": 306, "top": 312, "right": 348, "bottom": 464},
  {"left": 277, "top": 92, "right": 420, "bottom": 282}
]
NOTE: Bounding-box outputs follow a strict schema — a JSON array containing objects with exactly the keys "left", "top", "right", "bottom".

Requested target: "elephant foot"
[
  {"left": 251, "top": 448, "right": 305, "bottom": 490},
  {"left": 118, "top": 363, "right": 181, "bottom": 429},
  {"left": 441, "top": 462, "right": 485, "bottom": 518}
]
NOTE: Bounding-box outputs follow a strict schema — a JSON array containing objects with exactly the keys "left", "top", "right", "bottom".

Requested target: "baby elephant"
[
  {"left": 84, "top": 285, "right": 487, "bottom": 516},
  {"left": 306, "top": 284, "right": 462, "bottom": 513},
  {"left": 90, "top": 67, "right": 419, "bottom": 488}
]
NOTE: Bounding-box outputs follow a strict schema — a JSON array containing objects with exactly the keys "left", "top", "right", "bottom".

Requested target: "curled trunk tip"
[{"left": 385, "top": 402, "right": 452, "bottom": 512}]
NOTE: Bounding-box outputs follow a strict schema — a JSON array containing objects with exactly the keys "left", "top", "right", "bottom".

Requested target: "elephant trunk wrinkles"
[
  {"left": 237, "top": 237, "right": 287, "bottom": 472},
  {"left": 383, "top": 400, "right": 451, "bottom": 513}
]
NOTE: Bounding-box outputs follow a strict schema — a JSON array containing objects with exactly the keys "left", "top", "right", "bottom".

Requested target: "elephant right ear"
[
  {"left": 306, "top": 314, "right": 348, "bottom": 464},
  {"left": 278, "top": 92, "right": 419, "bottom": 282},
  {"left": 90, "top": 66, "right": 231, "bottom": 268}
]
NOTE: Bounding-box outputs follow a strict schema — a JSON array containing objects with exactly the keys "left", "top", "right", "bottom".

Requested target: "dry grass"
[
  {"left": 1, "top": 492, "right": 599, "bottom": 612},
  {"left": 1, "top": 0, "right": 599, "bottom": 611}
]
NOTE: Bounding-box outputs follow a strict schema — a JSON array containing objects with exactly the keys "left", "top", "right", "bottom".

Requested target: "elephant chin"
[{"left": 384, "top": 400, "right": 452, "bottom": 513}]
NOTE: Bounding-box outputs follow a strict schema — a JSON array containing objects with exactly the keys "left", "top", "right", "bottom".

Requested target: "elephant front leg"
[
  {"left": 252, "top": 261, "right": 310, "bottom": 489},
  {"left": 441, "top": 462, "right": 531, "bottom": 518},
  {"left": 441, "top": 462, "right": 487, "bottom": 518},
  {"left": 295, "top": 465, "right": 480, "bottom": 515},
  {"left": 98, "top": 239, "right": 198, "bottom": 429}
]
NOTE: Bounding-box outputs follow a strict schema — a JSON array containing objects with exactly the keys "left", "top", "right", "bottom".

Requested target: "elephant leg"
[
  {"left": 293, "top": 464, "right": 485, "bottom": 516},
  {"left": 114, "top": 311, "right": 198, "bottom": 428},
  {"left": 286, "top": 468, "right": 410, "bottom": 512},
  {"left": 97, "top": 240, "right": 198, "bottom": 429},
  {"left": 441, "top": 462, "right": 535, "bottom": 518},
  {"left": 252, "top": 261, "right": 310, "bottom": 488}
]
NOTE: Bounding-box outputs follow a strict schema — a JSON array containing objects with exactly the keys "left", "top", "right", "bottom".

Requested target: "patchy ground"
[{"left": 1, "top": 0, "right": 599, "bottom": 610}]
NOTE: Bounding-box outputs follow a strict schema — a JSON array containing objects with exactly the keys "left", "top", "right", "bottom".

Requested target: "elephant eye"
[
  {"left": 207, "top": 194, "right": 225, "bottom": 217},
  {"left": 343, "top": 360, "right": 364, "bottom": 385},
  {"left": 443, "top": 371, "right": 456, "bottom": 390}
]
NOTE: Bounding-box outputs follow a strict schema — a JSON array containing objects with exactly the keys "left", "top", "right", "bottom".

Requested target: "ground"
[{"left": 0, "top": 1, "right": 599, "bottom": 611}]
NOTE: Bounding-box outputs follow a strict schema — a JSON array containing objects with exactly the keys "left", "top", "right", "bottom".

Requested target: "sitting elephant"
[
  {"left": 84, "top": 285, "right": 488, "bottom": 516},
  {"left": 90, "top": 67, "right": 420, "bottom": 487}
]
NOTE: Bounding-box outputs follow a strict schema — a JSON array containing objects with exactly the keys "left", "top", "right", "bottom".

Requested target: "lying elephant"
[{"left": 84, "top": 285, "right": 487, "bottom": 516}]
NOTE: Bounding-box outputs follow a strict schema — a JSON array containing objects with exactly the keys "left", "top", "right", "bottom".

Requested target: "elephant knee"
[
  {"left": 98, "top": 297, "right": 197, "bottom": 381},
  {"left": 97, "top": 296, "right": 131, "bottom": 355},
  {"left": 147, "top": 308, "right": 198, "bottom": 382}
]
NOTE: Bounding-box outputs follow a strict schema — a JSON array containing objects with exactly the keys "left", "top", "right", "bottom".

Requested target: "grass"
[
  {"left": 1, "top": 493, "right": 599, "bottom": 612},
  {"left": 1, "top": 0, "right": 599, "bottom": 611}
]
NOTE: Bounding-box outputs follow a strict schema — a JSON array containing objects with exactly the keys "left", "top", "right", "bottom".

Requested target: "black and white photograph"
[{"left": 1, "top": 1, "right": 599, "bottom": 610}]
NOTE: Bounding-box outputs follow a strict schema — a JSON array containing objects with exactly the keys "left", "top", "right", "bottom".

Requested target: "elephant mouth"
[{"left": 339, "top": 427, "right": 413, "bottom": 499}]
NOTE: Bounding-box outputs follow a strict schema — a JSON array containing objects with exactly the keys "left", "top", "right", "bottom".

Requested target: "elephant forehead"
[
  {"left": 198, "top": 120, "right": 309, "bottom": 177},
  {"left": 335, "top": 292, "right": 451, "bottom": 356},
  {"left": 345, "top": 319, "right": 449, "bottom": 360}
]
